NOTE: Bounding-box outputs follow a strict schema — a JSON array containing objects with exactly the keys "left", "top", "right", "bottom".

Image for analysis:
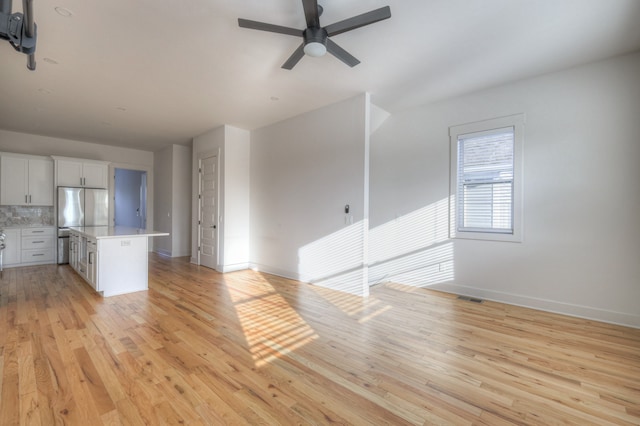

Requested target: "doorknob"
[{"left": 211, "top": 225, "right": 216, "bottom": 229}]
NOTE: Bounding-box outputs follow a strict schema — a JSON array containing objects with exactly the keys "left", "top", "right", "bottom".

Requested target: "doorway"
[
  {"left": 114, "top": 168, "right": 147, "bottom": 229},
  {"left": 198, "top": 155, "right": 218, "bottom": 269}
]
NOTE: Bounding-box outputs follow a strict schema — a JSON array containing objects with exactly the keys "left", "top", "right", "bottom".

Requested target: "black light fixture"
[{"left": 0, "top": 0, "right": 37, "bottom": 70}]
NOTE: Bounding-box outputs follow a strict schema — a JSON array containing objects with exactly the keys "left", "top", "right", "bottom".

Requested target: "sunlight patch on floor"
[
  {"left": 309, "top": 283, "right": 394, "bottom": 324},
  {"left": 227, "top": 276, "right": 319, "bottom": 367}
]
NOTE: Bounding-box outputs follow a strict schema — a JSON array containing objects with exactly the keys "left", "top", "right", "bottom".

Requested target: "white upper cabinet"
[
  {"left": 0, "top": 156, "right": 27, "bottom": 205},
  {"left": 82, "top": 162, "right": 109, "bottom": 188},
  {"left": 53, "top": 157, "right": 109, "bottom": 188},
  {"left": 29, "top": 158, "right": 55, "bottom": 205},
  {"left": 56, "top": 158, "right": 83, "bottom": 187},
  {"left": 0, "top": 154, "right": 54, "bottom": 206}
]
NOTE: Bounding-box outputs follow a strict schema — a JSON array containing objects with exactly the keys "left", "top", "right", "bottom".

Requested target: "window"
[{"left": 450, "top": 114, "right": 524, "bottom": 242}]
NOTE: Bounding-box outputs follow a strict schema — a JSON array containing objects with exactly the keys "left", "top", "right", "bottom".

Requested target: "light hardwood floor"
[{"left": 1, "top": 254, "right": 639, "bottom": 425}]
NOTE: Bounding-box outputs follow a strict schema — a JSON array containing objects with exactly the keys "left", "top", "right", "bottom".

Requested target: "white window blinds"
[{"left": 456, "top": 127, "right": 514, "bottom": 234}]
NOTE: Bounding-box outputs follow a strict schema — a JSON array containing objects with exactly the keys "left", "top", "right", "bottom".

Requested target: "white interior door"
[{"left": 199, "top": 155, "right": 218, "bottom": 269}]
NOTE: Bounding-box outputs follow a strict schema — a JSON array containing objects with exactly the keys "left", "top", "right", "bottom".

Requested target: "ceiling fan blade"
[
  {"left": 325, "top": 6, "right": 391, "bottom": 37},
  {"left": 326, "top": 39, "right": 360, "bottom": 67},
  {"left": 282, "top": 43, "right": 306, "bottom": 70},
  {"left": 301, "top": 0, "right": 320, "bottom": 28},
  {"left": 238, "top": 18, "right": 302, "bottom": 37}
]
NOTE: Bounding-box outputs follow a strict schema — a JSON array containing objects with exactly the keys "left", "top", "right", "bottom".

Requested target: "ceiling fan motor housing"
[
  {"left": 303, "top": 27, "right": 328, "bottom": 57},
  {"left": 303, "top": 27, "right": 327, "bottom": 46}
]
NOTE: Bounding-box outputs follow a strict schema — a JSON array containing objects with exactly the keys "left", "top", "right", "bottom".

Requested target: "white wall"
[
  {"left": 222, "top": 126, "right": 250, "bottom": 270},
  {"left": 154, "top": 147, "right": 173, "bottom": 255},
  {"left": 172, "top": 145, "right": 192, "bottom": 257},
  {"left": 0, "top": 130, "right": 153, "bottom": 167},
  {"left": 154, "top": 144, "right": 192, "bottom": 257},
  {"left": 250, "top": 94, "right": 370, "bottom": 296},
  {"left": 369, "top": 52, "right": 640, "bottom": 327}
]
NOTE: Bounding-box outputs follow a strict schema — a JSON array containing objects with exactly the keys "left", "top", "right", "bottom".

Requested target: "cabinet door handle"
[
  {"left": 29, "top": 195, "right": 32, "bottom": 203},
  {"left": 33, "top": 253, "right": 44, "bottom": 257},
  {"left": 32, "top": 241, "right": 44, "bottom": 244},
  {"left": 25, "top": 195, "right": 28, "bottom": 203},
  {"left": 88, "top": 252, "right": 93, "bottom": 264},
  {"left": 32, "top": 231, "right": 44, "bottom": 233}
]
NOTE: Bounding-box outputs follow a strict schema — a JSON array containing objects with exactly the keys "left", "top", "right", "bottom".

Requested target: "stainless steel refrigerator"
[{"left": 57, "top": 187, "right": 109, "bottom": 264}]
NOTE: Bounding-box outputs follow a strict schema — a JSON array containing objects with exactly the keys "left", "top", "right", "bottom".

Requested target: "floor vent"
[{"left": 457, "top": 295, "right": 484, "bottom": 303}]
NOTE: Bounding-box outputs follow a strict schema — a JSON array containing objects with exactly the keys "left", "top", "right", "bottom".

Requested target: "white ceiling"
[{"left": 1, "top": 0, "right": 639, "bottom": 152}]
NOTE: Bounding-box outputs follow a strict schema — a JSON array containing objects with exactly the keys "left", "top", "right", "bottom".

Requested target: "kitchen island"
[{"left": 68, "top": 226, "right": 169, "bottom": 297}]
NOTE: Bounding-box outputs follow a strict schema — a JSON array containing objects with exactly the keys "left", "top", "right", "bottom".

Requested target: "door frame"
[
  {"left": 197, "top": 150, "right": 220, "bottom": 269},
  {"left": 113, "top": 168, "right": 147, "bottom": 228},
  {"left": 108, "top": 162, "right": 153, "bottom": 231}
]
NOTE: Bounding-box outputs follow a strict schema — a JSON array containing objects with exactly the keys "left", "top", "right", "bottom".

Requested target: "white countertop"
[{"left": 69, "top": 226, "right": 169, "bottom": 239}]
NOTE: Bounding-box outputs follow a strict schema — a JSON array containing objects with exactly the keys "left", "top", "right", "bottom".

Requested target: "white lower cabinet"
[
  {"left": 21, "top": 227, "right": 55, "bottom": 265},
  {"left": 87, "top": 238, "right": 98, "bottom": 290},
  {"left": 69, "top": 230, "right": 99, "bottom": 291},
  {"left": 0, "top": 227, "right": 55, "bottom": 268},
  {"left": 69, "top": 232, "right": 78, "bottom": 270},
  {"left": 68, "top": 226, "right": 166, "bottom": 297},
  {"left": 2, "top": 229, "right": 21, "bottom": 267}
]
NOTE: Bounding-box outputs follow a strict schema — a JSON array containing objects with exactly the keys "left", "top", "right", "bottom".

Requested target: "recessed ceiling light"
[
  {"left": 116, "top": 106, "right": 127, "bottom": 111},
  {"left": 43, "top": 57, "right": 58, "bottom": 65},
  {"left": 270, "top": 96, "right": 279, "bottom": 101},
  {"left": 54, "top": 6, "right": 73, "bottom": 17}
]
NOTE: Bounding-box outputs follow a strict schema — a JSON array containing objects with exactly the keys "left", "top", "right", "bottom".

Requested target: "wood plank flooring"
[{"left": 0, "top": 254, "right": 639, "bottom": 425}]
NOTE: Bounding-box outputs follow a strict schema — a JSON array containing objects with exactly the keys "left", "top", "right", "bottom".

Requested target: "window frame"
[{"left": 449, "top": 114, "right": 524, "bottom": 242}]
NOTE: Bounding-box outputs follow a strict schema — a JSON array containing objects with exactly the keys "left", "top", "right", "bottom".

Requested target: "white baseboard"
[
  {"left": 155, "top": 249, "right": 191, "bottom": 258},
  {"left": 155, "top": 248, "right": 171, "bottom": 257},
  {"left": 219, "top": 263, "right": 249, "bottom": 273},
  {"left": 428, "top": 282, "right": 640, "bottom": 329},
  {"left": 249, "top": 263, "right": 367, "bottom": 296},
  {"left": 249, "top": 263, "right": 305, "bottom": 282}
]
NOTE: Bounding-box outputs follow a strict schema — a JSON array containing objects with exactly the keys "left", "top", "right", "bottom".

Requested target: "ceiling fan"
[{"left": 238, "top": 0, "right": 391, "bottom": 70}]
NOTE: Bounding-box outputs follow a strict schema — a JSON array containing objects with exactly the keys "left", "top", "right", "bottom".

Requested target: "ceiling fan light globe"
[{"left": 304, "top": 42, "right": 327, "bottom": 57}]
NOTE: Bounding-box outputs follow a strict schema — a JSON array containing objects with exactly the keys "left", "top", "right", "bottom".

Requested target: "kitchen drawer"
[
  {"left": 22, "top": 235, "right": 54, "bottom": 250},
  {"left": 21, "top": 227, "right": 55, "bottom": 237},
  {"left": 21, "top": 248, "right": 55, "bottom": 264}
]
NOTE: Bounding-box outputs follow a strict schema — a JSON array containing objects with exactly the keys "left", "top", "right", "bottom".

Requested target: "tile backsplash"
[{"left": 0, "top": 206, "right": 55, "bottom": 227}]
